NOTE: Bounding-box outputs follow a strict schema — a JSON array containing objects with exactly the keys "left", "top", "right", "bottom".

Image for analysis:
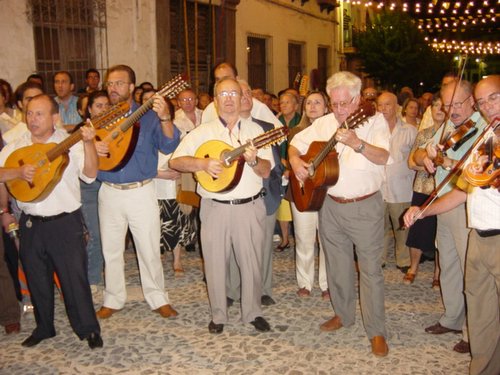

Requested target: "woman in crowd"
[
  {"left": 288, "top": 91, "right": 330, "bottom": 299},
  {"left": 79, "top": 90, "right": 110, "bottom": 294},
  {"left": 402, "top": 97, "right": 421, "bottom": 127},
  {"left": 275, "top": 92, "right": 301, "bottom": 251},
  {"left": 404, "top": 93, "right": 442, "bottom": 287},
  {"left": 155, "top": 99, "right": 196, "bottom": 274}
]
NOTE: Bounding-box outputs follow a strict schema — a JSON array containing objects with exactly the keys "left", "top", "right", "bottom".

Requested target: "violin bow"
[{"left": 409, "top": 117, "right": 499, "bottom": 225}]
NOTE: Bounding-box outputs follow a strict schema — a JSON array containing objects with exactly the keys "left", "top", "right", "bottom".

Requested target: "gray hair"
[{"left": 326, "top": 71, "right": 361, "bottom": 99}]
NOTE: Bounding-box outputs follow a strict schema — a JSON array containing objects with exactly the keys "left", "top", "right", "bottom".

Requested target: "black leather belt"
[
  {"left": 26, "top": 211, "right": 72, "bottom": 222},
  {"left": 213, "top": 191, "right": 264, "bottom": 205},
  {"left": 475, "top": 228, "right": 500, "bottom": 238}
]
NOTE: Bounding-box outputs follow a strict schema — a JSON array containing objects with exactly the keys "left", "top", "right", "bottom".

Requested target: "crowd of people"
[{"left": 0, "top": 64, "right": 498, "bottom": 375}]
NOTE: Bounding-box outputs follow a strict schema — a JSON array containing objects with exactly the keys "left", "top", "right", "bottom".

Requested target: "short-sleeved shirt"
[
  {"left": 290, "top": 112, "right": 391, "bottom": 199},
  {"left": 0, "top": 129, "right": 93, "bottom": 216},
  {"left": 171, "top": 116, "right": 272, "bottom": 200}
]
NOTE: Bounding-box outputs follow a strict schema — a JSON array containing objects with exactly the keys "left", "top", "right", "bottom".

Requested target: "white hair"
[{"left": 326, "top": 71, "right": 362, "bottom": 99}]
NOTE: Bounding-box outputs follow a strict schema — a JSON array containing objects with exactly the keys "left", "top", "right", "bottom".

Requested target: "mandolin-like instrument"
[
  {"left": 5, "top": 102, "right": 130, "bottom": 202},
  {"left": 194, "top": 127, "right": 288, "bottom": 192},
  {"left": 96, "top": 74, "right": 189, "bottom": 171},
  {"left": 289, "top": 102, "right": 375, "bottom": 212}
]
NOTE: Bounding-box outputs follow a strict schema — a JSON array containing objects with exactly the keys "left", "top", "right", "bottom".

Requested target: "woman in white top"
[
  {"left": 155, "top": 99, "right": 196, "bottom": 274},
  {"left": 288, "top": 91, "right": 330, "bottom": 299}
]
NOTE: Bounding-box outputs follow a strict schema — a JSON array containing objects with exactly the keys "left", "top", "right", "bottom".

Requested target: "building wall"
[
  {"left": 0, "top": 0, "right": 37, "bottom": 89},
  {"left": 106, "top": 0, "right": 158, "bottom": 85},
  {"left": 235, "top": 0, "right": 338, "bottom": 94}
]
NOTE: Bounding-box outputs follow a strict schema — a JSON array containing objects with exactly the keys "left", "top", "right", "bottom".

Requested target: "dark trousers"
[
  {"left": 19, "top": 209, "right": 100, "bottom": 340},
  {"left": 0, "top": 231, "right": 20, "bottom": 326}
]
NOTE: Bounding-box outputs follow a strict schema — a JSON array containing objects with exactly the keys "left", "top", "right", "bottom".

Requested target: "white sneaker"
[{"left": 23, "top": 303, "right": 34, "bottom": 314}]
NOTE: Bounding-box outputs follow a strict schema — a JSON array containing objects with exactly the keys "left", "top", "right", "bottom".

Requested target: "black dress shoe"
[
  {"left": 208, "top": 321, "right": 224, "bottom": 334},
  {"left": 22, "top": 335, "right": 48, "bottom": 347},
  {"left": 250, "top": 317, "right": 270, "bottom": 332},
  {"left": 261, "top": 295, "right": 276, "bottom": 306},
  {"left": 226, "top": 297, "right": 234, "bottom": 307},
  {"left": 86, "top": 332, "right": 103, "bottom": 349}
]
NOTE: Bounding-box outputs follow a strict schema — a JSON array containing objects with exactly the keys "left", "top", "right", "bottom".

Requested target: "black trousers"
[{"left": 19, "top": 209, "right": 100, "bottom": 340}]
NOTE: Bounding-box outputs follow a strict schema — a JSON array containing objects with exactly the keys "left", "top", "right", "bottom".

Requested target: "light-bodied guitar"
[
  {"left": 4, "top": 102, "right": 130, "bottom": 203},
  {"left": 289, "top": 102, "right": 376, "bottom": 212},
  {"left": 194, "top": 127, "right": 288, "bottom": 192},
  {"left": 97, "top": 74, "right": 189, "bottom": 171}
]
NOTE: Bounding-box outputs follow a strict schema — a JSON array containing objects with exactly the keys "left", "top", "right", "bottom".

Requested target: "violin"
[
  {"left": 434, "top": 119, "right": 477, "bottom": 167},
  {"left": 462, "top": 132, "right": 500, "bottom": 189}
]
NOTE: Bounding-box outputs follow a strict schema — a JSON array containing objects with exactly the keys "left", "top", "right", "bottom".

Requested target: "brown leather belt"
[{"left": 328, "top": 191, "right": 377, "bottom": 204}]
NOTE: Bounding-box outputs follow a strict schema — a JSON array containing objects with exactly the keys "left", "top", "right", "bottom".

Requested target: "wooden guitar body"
[
  {"left": 194, "top": 140, "right": 244, "bottom": 192},
  {"left": 96, "top": 120, "right": 140, "bottom": 171},
  {"left": 5, "top": 143, "right": 69, "bottom": 202},
  {"left": 289, "top": 141, "right": 339, "bottom": 212}
]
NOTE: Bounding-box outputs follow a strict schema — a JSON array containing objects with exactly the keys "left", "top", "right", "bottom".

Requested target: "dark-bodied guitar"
[
  {"left": 97, "top": 74, "right": 189, "bottom": 171},
  {"left": 289, "top": 102, "right": 376, "bottom": 212},
  {"left": 194, "top": 127, "right": 288, "bottom": 192},
  {"left": 5, "top": 102, "right": 130, "bottom": 202}
]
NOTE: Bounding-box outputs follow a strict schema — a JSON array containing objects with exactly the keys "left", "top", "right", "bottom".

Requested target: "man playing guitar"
[{"left": 288, "top": 71, "right": 391, "bottom": 356}]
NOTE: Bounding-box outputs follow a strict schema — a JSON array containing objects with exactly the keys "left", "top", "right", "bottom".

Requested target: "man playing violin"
[
  {"left": 289, "top": 71, "right": 391, "bottom": 356},
  {"left": 405, "top": 74, "right": 499, "bottom": 375},
  {"left": 413, "top": 79, "right": 487, "bottom": 354}
]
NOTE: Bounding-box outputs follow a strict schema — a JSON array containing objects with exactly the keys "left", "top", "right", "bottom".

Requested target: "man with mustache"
[{"left": 413, "top": 79, "right": 487, "bottom": 353}]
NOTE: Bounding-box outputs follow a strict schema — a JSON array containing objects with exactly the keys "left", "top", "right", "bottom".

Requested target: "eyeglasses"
[
  {"left": 105, "top": 81, "right": 130, "bottom": 89},
  {"left": 442, "top": 95, "right": 471, "bottom": 111},
  {"left": 475, "top": 92, "right": 499, "bottom": 109},
  {"left": 217, "top": 90, "right": 240, "bottom": 98},
  {"left": 330, "top": 96, "right": 355, "bottom": 110},
  {"left": 179, "top": 97, "right": 195, "bottom": 102}
]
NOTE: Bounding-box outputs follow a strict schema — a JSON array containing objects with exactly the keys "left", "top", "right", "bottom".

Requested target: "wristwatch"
[
  {"left": 247, "top": 158, "right": 259, "bottom": 167},
  {"left": 354, "top": 141, "right": 366, "bottom": 154},
  {"left": 0, "top": 208, "right": 9, "bottom": 215}
]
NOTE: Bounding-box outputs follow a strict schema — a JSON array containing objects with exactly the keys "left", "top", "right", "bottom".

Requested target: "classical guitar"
[
  {"left": 194, "top": 127, "right": 288, "bottom": 192},
  {"left": 289, "top": 101, "right": 376, "bottom": 212},
  {"left": 5, "top": 102, "right": 130, "bottom": 203},
  {"left": 97, "top": 74, "right": 189, "bottom": 171}
]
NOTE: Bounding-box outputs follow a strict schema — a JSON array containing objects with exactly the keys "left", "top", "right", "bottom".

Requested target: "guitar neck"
[
  {"left": 45, "top": 129, "right": 84, "bottom": 162},
  {"left": 224, "top": 128, "right": 286, "bottom": 165}
]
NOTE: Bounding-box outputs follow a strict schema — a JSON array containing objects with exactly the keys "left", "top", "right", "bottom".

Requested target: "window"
[
  {"left": 317, "top": 47, "right": 329, "bottom": 91},
  {"left": 247, "top": 36, "right": 267, "bottom": 91},
  {"left": 288, "top": 43, "right": 303, "bottom": 88},
  {"left": 28, "top": 0, "right": 108, "bottom": 93}
]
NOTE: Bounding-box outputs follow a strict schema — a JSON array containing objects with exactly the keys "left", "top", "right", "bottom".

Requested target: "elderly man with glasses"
[
  {"left": 413, "top": 78, "right": 487, "bottom": 354},
  {"left": 289, "top": 71, "right": 391, "bottom": 357}
]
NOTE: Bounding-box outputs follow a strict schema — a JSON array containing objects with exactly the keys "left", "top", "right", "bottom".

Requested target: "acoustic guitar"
[
  {"left": 97, "top": 74, "right": 189, "bottom": 171},
  {"left": 5, "top": 102, "right": 130, "bottom": 203},
  {"left": 289, "top": 102, "right": 376, "bottom": 212},
  {"left": 194, "top": 127, "right": 288, "bottom": 192}
]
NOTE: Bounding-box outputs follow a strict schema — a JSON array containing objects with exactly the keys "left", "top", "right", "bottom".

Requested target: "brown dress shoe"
[
  {"left": 96, "top": 306, "right": 120, "bottom": 319},
  {"left": 320, "top": 316, "right": 343, "bottom": 332},
  {"left": 453, "top": 340, "right": 470, "bottom": 354},
  {"left": 155, "top": 304, "right": 178, "bottom": 318},
  {"left": 5, "top": 322, "right": 21, "bottom": 334},
  {"left": 371, "top": 336, "right": 389, "bottom": 357},
  {"left": 297, "top": 287, "right": 311, "bottom": 297},
  {"left": 425, "top": 322, "right": 461, "bottom": 334}
]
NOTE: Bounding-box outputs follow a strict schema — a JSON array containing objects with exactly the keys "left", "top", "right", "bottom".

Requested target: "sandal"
[
  {"left": 275, "top": 242, "right": 290, "bottom": 252},
  {"left": 402, "top": 272, "right": 416, "bottom": 285}
]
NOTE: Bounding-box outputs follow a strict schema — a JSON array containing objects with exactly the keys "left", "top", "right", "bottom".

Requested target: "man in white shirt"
[
  {"left": 377, "top": 92, "right": 416, "bottom": 275},
  {"left": 0, "top": 94, "right": 102, "bottom": 349},
  {"left": 170, "top": 77, "right": 273, "bottom": 334},
  {"left": 201, "top": 62, "right": 281, "bottom": 129},
  {"left": 175, "top": 88, "right": 202, "bottom": 133},
  {"left": 289, "top": 71, "right": 391, "bottom": 357},
  {"left": 405, "top": 74, "right": 499, "bottom": 375}
]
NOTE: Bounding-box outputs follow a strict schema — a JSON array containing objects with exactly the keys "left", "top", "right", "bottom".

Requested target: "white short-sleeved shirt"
[
  {"left": 290, "top": 112, "right": 391, "bottom": 199},
  {"left": 171, "top": 116, "right": 272, "bottom": 200},
  {"left": 0, "top": 129, "right": 93, "bottom": 216}
]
